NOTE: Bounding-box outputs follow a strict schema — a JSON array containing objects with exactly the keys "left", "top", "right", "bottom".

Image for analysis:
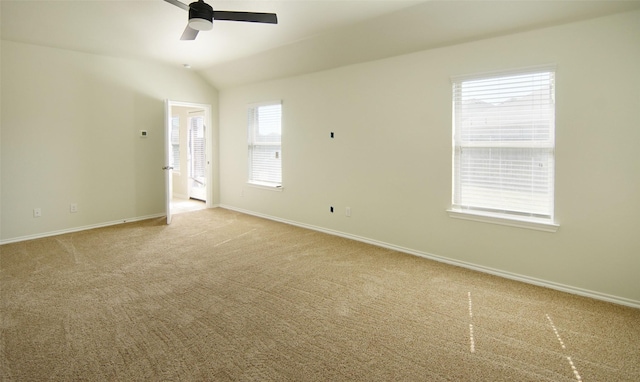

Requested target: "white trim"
[
  {"left": 218, "top": 205, "right": 638, "bottom": 309},
  {"left": 0, "top": 213, "right": 165, "bottom": 245},
  {"left": 447, "top": 209, "right": 559, "bottom": 232},
  {"left": 247, "top": 181, "right": 283, "bottom": 191}
]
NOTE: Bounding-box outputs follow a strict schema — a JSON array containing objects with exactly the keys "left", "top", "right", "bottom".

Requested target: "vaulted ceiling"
[{"left": 2, "top": 0, "right": 639, "bottom": 89}]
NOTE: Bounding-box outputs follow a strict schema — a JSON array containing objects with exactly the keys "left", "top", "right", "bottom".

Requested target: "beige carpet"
[{"left": 1, "top": 208, "right": 639, "bottom": 381}]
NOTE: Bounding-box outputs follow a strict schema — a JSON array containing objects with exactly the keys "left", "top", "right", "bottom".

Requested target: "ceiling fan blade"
[
  {"left": 213, "top": 11, "right": 278, "bottom": 24},
  {"left": 180, "top": 25, "right": 199, "bottom": 40},
  {"left": 164, "top": 0, "right": 189, "bottom": 11}
]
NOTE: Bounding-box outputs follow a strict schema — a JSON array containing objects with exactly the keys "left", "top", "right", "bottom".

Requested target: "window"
[
  {"left": 171, "top": 116, "right": 180, "bottom": 171},
  {"left": 189, "top": 115, "right": 206, "bottom": 180},
  {"left": 247, "top": 101, "right": 282, "bottom": 187},
  {"left": 450, "top": 67, "right": 557, "bottom": 231}
]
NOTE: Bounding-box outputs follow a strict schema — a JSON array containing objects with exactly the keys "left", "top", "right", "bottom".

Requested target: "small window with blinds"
[
  {"left": 171, "top": 116, "right": 180, "bottom": 172},
  {"left": 450, "top": 67, "right": 557, "bottom": 231},
  {"left": 247, "top": 101, "right": 282, "bottom": 187},
  {"left": 189, "top": 115, "right": 206, "bottom": 181}
]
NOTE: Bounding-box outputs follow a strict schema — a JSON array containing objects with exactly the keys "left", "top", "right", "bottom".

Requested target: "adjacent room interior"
[
  {"left": 168, "top": 102, "right": 210, "bottom": 215},
  {"left": 2, "top": 0, "right": 639, "bottom": 380}
]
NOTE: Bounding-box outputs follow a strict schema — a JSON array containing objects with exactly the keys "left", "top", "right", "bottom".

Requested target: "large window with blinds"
[
  {"left": 247, "top": 101, "right": 282, "bottom": 187},
  {"left": 450, "top": 67, "right": 557, "bottom": 230}
]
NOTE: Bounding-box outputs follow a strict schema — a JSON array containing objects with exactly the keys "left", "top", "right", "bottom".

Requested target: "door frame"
[{"left": 165, "top": 99, "right": 213, "bottom": 223}]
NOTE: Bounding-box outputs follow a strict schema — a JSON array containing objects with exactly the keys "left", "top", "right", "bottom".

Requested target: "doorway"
[{"left": 165, "top": 100, "right": 213, "bottom": 222}]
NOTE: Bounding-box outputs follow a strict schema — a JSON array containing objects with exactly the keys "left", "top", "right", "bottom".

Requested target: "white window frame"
[
  {"left": 448, "top": 66, "right": 559, "bottom": 232},
  {"left": 247, "top": 101, "right": 283, "bottom": 189}
]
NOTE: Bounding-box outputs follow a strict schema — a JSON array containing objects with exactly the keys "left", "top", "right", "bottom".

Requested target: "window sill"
[
  {"left": 447, "top": 209, "right": 559, "bottom": 232},
  {"left": 247, "top": 182, "right": 283, "bottom": 191}
]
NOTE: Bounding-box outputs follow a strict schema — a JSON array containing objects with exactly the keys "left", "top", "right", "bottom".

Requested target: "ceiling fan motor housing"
[{"left": 189, "top": 0, "right": 214, "bottom": 30}]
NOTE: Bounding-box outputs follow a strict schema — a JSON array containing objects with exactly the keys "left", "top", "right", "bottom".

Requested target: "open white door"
[{"left": 164, "top": 99, "right": 173, "bottom": 224}]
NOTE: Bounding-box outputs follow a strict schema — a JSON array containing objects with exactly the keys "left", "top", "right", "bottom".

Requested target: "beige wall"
[
  {"left": 218, "top": 10, "right": 640, "bottom": 305},
  {"left": 1, "top": 41, "right": 218, "bottom": 241}
]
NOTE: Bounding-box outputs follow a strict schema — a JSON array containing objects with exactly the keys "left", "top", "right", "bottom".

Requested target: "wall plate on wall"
[{"left": 140, "top": 130, "right": 148, "bottom": 137}]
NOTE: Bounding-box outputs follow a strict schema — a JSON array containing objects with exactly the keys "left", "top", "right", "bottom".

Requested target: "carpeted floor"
[{"left": 1, "top": 208, "right": 639, "bottom": 381}]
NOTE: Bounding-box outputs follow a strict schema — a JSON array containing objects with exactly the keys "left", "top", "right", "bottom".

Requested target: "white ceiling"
[{"left": 2, "top": 0, "right": 640, "bottom": 89}]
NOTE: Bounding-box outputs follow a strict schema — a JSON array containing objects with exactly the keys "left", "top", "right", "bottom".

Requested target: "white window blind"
[
  {"left": 171, "top": 116, "right": 180, "bottom": 170},
  {"left": 189, "top": 116, "right": 206, "bottom": 180},
  {"left": 452, "top": 67, "right": 555, "bottom": 221},
  {"left": 248, "top": 102, "right": 282, "bottom": 187}
]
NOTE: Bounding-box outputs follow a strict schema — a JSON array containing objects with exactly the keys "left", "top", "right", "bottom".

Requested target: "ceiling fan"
[{"left": 164, "top": 0, "right": 278, "bottom": 40}]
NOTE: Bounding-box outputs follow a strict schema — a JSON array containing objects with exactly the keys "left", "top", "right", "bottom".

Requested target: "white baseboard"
[
  {"left": 0, "top": 213, "right": 166, "bottom": 245},
  {"left": 5, "top": 205, "right": 638, "bottom": 309},
  {"left": 219, "top": 205, "right": 640, "bottom": 310}
]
